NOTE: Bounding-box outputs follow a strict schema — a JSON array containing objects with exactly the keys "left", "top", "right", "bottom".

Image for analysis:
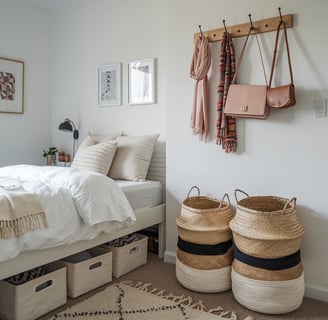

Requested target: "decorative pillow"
[
  {"left": 71, "top": 138, "right": 118, "bottom": 175},
  {"left": 87, "top": 131, "right": 123, "bottom": 144},
  {"left": 109, "top": 134, "right": 160, "bottom": 182}
]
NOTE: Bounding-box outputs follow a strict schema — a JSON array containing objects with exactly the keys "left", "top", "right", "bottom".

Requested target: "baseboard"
[
  {"left": 305, "top": 284, "right": 328, "bottom": 302},
  {"left": 163, "top": 250, "right": 176, "bottom": 264}
]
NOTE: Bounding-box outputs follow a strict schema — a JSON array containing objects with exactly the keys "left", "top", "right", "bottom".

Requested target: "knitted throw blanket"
[
  {"left": 216, "top": 32, "right": 237, "bottom": 152},
  {"left": 0, "top": 186, "right": 48, "bottom": 239},
  {"left": 190, "top": 36, "right": 211, "bottom": 141}
]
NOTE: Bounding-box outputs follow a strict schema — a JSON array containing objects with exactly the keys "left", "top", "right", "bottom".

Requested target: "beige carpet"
[
  {"left": 47, "top": 281, "right": 251, "bottom": 320},
  {"left": 42, "top": 253, "right": 328, "bottom": 320}
]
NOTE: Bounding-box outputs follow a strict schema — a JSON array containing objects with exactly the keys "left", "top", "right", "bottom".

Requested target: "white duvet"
[{"left": 0, "top": 165, "right": 136, "bottom": 263}]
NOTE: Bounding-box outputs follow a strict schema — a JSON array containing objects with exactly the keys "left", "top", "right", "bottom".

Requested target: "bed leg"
[{"left": 158, "top": 222, "right": 166, "bottom": 258}]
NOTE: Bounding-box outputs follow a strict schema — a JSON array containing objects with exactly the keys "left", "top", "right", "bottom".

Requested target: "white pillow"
[
  {"left": 87, "top": 131, "right": 122, "bottom": 144},
  {"left": 71, "top": 137, "right": 118, "bottom": 175},
  {"left": 109, "top": 134, "right": 159, "bottom": 182}
]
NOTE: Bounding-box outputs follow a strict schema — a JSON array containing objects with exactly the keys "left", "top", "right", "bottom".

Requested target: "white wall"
[
  {"left": 2, "top": 0, "right": 328, "bottom": 303},
  {"left": 51, "top": 0, "right": 167, "bottom": 155},
  {"left": 165, "top": 0, "right": 328, "bottom": 302},
  {"left": 0, "top": 0, "right": 53, "bottom": 166}
]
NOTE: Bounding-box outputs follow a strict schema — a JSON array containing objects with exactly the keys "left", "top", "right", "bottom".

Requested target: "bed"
[{"left": 0, "top": 139, "right": 166, "bottom": 280}]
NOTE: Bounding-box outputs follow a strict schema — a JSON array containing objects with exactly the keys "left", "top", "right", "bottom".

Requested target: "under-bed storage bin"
[
  {"left": 0, "top": 261, "right": 66, "bottom": 320},
  {"left": 62, "top": 246, "right": 112, "bottom": 298},
  {"left": 102, "top": 234, "right": 148, "bottom": 278}
]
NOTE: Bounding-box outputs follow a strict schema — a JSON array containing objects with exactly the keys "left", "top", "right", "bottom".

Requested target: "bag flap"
[
  {"left": 267, "top": 84, "right": 295, "bottom": 108},
  {"left": 225, "top": 84, "right": 268, "bottom": 116}
]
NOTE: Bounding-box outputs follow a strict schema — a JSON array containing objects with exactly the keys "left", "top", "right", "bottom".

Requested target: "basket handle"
[
  {"left": 218, "top": 193, "right": 231, "bottom": 209},
  {"left": 283, "top": 197, "right": 297, "bottom": 212},
  {"left": 187, "top": 186, "right": 200, "bottom": 198},
  {"left": 234, "top": 189, "right": 249, "bottom": 204}
]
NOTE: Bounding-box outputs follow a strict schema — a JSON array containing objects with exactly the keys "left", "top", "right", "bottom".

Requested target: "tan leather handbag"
[
  {"left": 267, "top": 21, "right": 296, "bottom": 109},
  {"left": 224, "top": 28, "right": 269, "bottom": 120}
]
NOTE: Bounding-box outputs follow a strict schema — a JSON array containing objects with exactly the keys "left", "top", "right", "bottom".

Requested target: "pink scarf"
[{"left": 190, "top": 36, "right": 211, "bottom": 141}]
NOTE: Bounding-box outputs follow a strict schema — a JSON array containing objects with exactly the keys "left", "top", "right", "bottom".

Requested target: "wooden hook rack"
[{"left": 194, "top": 14, "right": 293, "bottom": 43}]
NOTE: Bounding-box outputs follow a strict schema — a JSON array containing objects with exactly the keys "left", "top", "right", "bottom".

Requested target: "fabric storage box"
[
  {"left": 62, "top": 246, "right": 112, "bottom": 298},
  {"left": 102, "top": 234, "right": 148, "bottom": 278},
  {"left": 0, "top": 261, "right": 66, "bottom": 320}
]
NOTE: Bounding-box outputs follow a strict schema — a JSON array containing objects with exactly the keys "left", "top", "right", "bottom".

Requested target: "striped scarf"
[
  {"left": 216, "top": 32, "right": 237, "bottom": 152},
  {"left": 190, "top": 36, "right": 211, "bottom": 141}
]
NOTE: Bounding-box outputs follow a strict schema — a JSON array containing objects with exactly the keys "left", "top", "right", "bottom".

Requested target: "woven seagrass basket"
[
  {"left": 231, "top": 268, "right": 304, "bottom": 314},
  {"left": 176, "top": 257, "right": 231, "bottom": 293},
  {"left": 177, "top": 186, "right": 234, "bottom": 245},
  {"left": 229, "top": 189, "right": 304, "bottom": 258},
  {"left": 177, "top": 246, "right": 233, "bottom": 270}
]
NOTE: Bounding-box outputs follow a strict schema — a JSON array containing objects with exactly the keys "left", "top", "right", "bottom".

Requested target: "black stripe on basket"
[
  {"left": 177, "top": 237, "right": 233, "bottom": 256},
  {"left": 234, "top": 245, "right": 301, "bottom": 270}
]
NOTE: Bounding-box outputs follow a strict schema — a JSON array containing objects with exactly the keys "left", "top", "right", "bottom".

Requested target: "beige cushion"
[
  {"left": 71, "top": 136, "right": 118, "bottom": 175},
  {"left": 87, "top": 131, "right": 122, "bottom": 144},
  {"left": 109, "top": 134, "right": 159, "bottom": 182}
]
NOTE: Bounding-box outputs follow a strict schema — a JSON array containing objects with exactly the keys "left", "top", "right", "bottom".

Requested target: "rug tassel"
[{"left": 124, "top": 280, "right": 249, "bottom": 320}]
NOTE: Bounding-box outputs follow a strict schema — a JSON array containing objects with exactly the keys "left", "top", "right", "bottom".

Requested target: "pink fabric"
[{"left": 190, "top": 36, "right": 211, "bottom": 141}]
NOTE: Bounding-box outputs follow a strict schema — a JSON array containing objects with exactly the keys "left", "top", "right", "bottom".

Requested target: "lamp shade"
[{"left": 58, "top": 119, "right": 73, "bottom": 132}]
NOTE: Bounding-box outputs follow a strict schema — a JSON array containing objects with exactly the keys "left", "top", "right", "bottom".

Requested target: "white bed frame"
[{"left": 0, "top": 142, "right": 166, "bottom": 280}]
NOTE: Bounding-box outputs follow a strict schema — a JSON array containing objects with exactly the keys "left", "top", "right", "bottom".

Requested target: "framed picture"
[
  {"left": 97, "top": 62, "right": 121, "bottom": 106},
  {"left": 0, "top": 57, "right": 24, "bottom": 114},
  {"left": 128, "top": 58, "right": 155, "bottom": 105}
]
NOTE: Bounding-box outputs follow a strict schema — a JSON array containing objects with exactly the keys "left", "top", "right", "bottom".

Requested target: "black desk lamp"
[{"left": 58, "top": 118, "right": 79, "bottom": 158}]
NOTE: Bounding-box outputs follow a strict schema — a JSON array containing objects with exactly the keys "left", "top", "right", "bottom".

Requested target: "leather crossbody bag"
[
  {"left": 266, "top": 20, "right": 296, "bottom": 109},
  {"left": 224, "top": 28, "right": 269, "bottom": 120}
]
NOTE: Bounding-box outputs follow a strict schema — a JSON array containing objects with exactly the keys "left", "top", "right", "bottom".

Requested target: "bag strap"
[
  {"left": 231, "top": 28, "right": 268, "bottom": 86},
  {"left": 268, "top": 21, "right": 294, "bottom": 88}
]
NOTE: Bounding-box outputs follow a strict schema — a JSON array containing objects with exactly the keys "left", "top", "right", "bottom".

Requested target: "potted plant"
[{"left": 43, "top": 147, "right": 58, "bottom": 165}]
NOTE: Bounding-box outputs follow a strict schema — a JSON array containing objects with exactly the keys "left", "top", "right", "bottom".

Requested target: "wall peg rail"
[{"left": 194, "top": 14, "right": 293, "bottom": 43}]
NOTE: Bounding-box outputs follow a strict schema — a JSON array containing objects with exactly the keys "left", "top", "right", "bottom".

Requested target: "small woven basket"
[
  {"left": 231, "top": 268, "right": 304, "bottom": 314},
  {"left": 177, "top": 186, "right": 233, "bottom": 245},
  {"left": 177, "top": 247, "right": 233, "bottom": 270},
  {"left": 229, "top": 189, "right": 304, "bottom": 258}
]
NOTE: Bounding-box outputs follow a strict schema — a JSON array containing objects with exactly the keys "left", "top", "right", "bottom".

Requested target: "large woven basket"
[
  {"left": 177, "top": 247, "right": 233, "bottom": 270},
  {"left": 176, "top": 257, "right": 231, "bottom": 293},
  {"left": 231, "top": 268, "right": 304, "bottom": 314},
  {"left": 229, "top": 189, "right": 304, "bottom": 258},
  {"left": 177, "top": 186, "right": 233, "bottom": 245}
]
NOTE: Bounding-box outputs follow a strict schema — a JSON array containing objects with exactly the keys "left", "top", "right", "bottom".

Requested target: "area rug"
[{"left": 49, "top": 281, "right": 253, "bottom": 320}]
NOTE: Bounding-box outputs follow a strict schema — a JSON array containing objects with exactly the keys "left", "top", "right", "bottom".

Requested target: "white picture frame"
[
  {"left": 128, "top": 58, "right": 155, "bottom": 105},
  {"left": 97, "top": 62, "right": 121, "bottom": 106}
]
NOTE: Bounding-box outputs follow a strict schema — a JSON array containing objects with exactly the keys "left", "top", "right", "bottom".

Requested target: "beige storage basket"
[
  {"left": 176, "top": 257, "right": 231, "bottom": 293},
  {"left": 102, "top": 234, "right": 148, "bottom": 278},
  {"left": 177, "top": 246, "right": 233, "bottom": 270},
  {"left": 62, "top": 246, "right": 112, "bottom": 298},
  {"left": 230, "top": 189, "right": 304, "bottom": 258},
  {"left": 177, "top": 187, "right": 234, "bottom": 245},
  {"left": 231, "top": 268, "right": 304, "bottom": 314},
  {"left": 0, "top": 261, "right": 66, "bottom": 320}
]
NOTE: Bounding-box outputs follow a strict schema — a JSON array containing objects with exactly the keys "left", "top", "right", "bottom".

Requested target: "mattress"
[{"left": 116, "top": 180, "right": 163, "bottom": 210}]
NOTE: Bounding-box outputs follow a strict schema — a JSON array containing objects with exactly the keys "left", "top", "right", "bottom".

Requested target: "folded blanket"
[{"left": 0, "top": 185, "right": 48, "bottom": 239}]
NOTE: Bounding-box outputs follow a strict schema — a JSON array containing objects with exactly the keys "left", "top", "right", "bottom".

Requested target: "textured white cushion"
[
  {"left": 71, "top": 137, "right": 118, "bottom": 175},
  {"left": 87, "top": 131, "right": 122, "bottom": 144},
  {"left": 109, "top": 134, "right": 159, "bottom": 182}
]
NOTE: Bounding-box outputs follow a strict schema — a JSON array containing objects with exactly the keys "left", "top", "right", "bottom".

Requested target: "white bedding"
[
  {"left": 117, "top": 179, "right": 163, "bottom": 210},
  {"left": 0, "top": 165, "right": 136, "bottom": 263}
]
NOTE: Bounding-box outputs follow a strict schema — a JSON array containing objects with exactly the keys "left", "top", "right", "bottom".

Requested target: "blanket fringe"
[
  {"left": 0, "top": 212, "right": 48, "bottom": 239},
  {"left": 121, "top": 280, "right": 253, "bottom": 320}
]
